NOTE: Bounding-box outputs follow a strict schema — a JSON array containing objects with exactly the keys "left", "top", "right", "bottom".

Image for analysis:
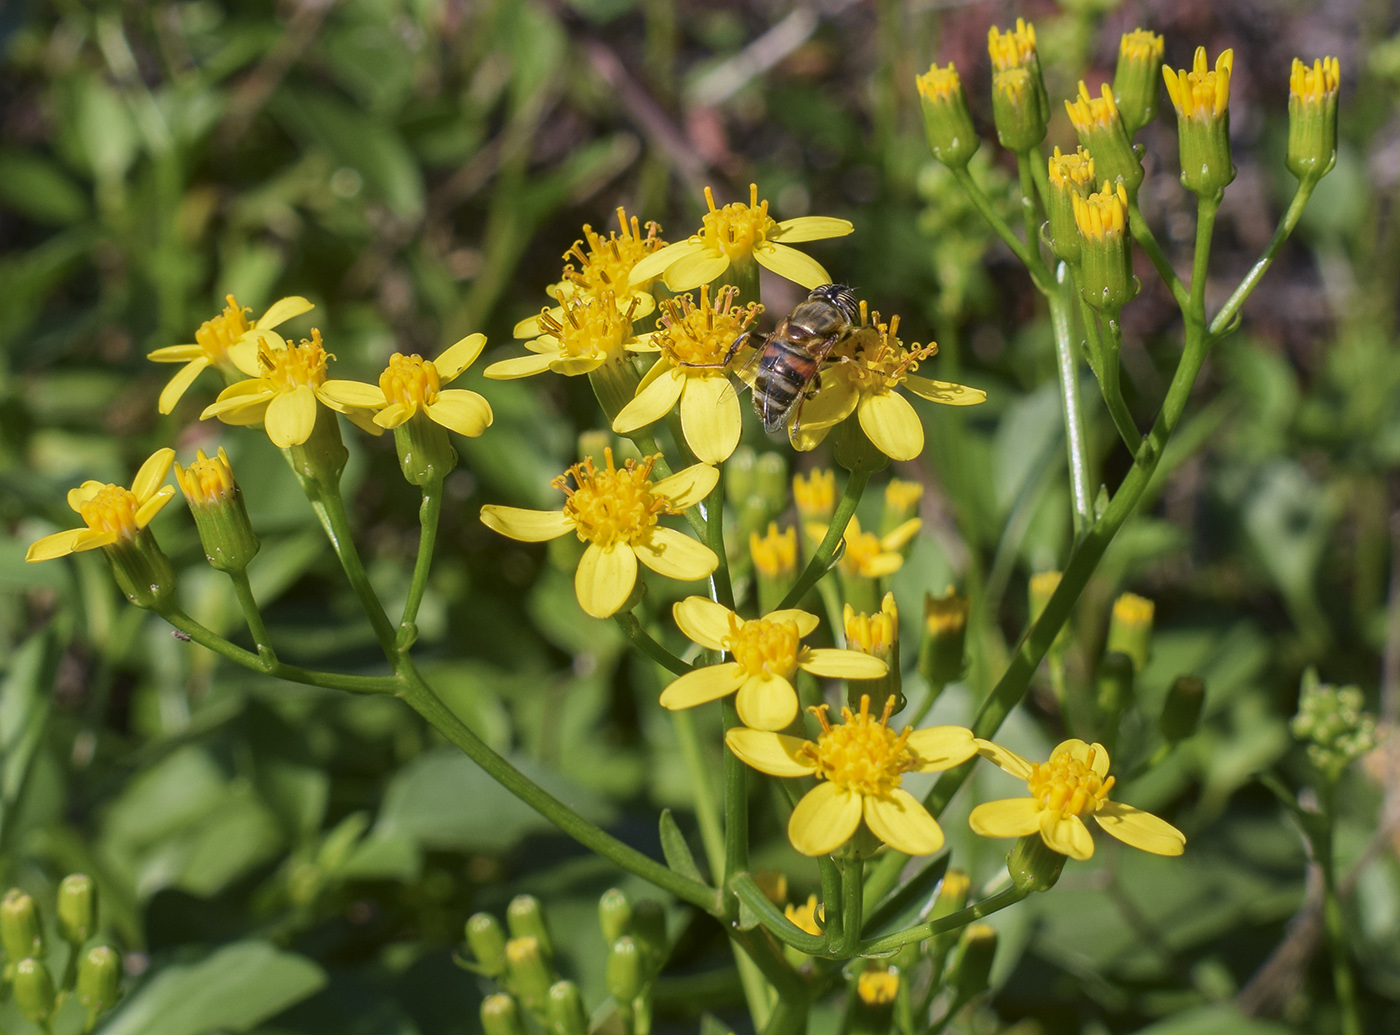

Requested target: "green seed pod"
[
  {"left": 1, "top": 889, "right": 45, "bottom": 961},
  {"left": 14, "top": 958, "right": 57, "bottom": 1022},
  {"left": 505, "top": 936, "right": 553, "bottom": 1011},
  {"left": 77, "top": 945, "right": 121, "bottom": 1014},
  {"left": 605, "top": 936, "right": 643, "bottom": 1003},
  {"left": 547, "top": 980, "right": 588, "bottom": 1035},
  {"left": 506, "top": 895, "right": 553, "bottom": 961},
  {"left": 598, "top": 888, "right": 632, "bottom": 945},
  {"left": 465, "top": 913, "right": 507, "bottom": 977},
  {"left": 481, "top": 993, "right": 526, "bottom": 1035},
  {"left": 58, "top": 873, "right": 98, "bottom": 945}
]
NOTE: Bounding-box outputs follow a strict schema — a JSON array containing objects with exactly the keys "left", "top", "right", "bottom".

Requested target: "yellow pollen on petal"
[
  {"left": 174, "top": 448, "right": 236, "bottom": 506},
  {"left": 1066, "top": 81, "right": 1121, "bottom": 134},
  {"left": 697, "top": 183, "right": 777, "bottom": 263},
  {"left": 724, "top": 614, "right": 801, "bottom": 678},
  {"left": 1026, "top": 747, "right": 1115, "bottom": 818},
  {"left": 1291, "top": 56, "right": 1340, "bottom": 104},
  {"left": 988, "top": 18, "right": 1037, "bottom": 72},
  {"left": 77, "top": 484, "right": 142, "bottom": 539},
  {"left": 1049, "top": 146, "right": 1096, "bottom": 191},
  {"left": 563, "top": 207, "right": 667, "bottom": 296},
  {"left": 554, "top": 448, "right": 668, "bottom": 549},
  {"left": 800, "top": 695, "right": 916, "bottom": 799},
  {"left": 654, "top": 284, "right": 763, "bottom": 368},
  {"left": 379, "top": 353, "right": 441, "bottom": 412},
  {"left": 750, "top": 522, "right": 798, "bottom": 577},
  {"left": 194, "top": 294, "right": 253, "bottom": 362},
  {"left": 538, "top": 292, "right": 636, "bottom": 361},
  {"left": 1072, "top": 181, "right": 1129, "bottom": 241},
  {"left": 915, "top": 63, "right": 962, "bottom": 103},
  {"left": 258, "top": 329, "right": 331, "bottom": 391}
]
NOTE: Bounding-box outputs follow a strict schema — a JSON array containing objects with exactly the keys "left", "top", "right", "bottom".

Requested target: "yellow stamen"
[
  {"left": 555, "top": 449, "right": 668, "bottom": 549},
  {"left": 1048, "top": 146, "right": 1096, "bottom": 191},
  {"left": 77, "top": 484, "right": 142, "bottom": 539},
  {"left": 725, "top": 614, "right": 801, "bottom": 677},
  {"left": 828, "top": 309, "right": 936, "bottom": 394},
  {"left": 801, "top": 695, "right": 915, "bottom": 798},
  {"left": 258, "top": 329, "right": 330, "bottom": 390},
  {"left": 563, "top": 207, "right": 666, "bottom": 295},
  {"left": 1065, "top": 81, "right": 1122, "bottom": 134},
  {"left": 988, "top": 18, "right": 1037, "bottom": 72},
  {"left": 379, "top": 353, "right": 441, "bottom": 411},
  {"left": 1163, "top": 47, "right": 1233, "bottom": 120},
  {"left": 174, "top": 448, "right": 236, "bottom": 506},
  {"left": 749, "top": 522, "right": 797, "bottom": 577},
  {"left": 1026, "top": 746, "right": 1115, "bottom": 818},
  {"left": 537, "top": 292, "right": 636, "bottom": 361},
  {"left": 654, "top": 285, "right": 763, "bottom": 367},
  {"left": 1290, "top": 56, "right": 1340, "bottom": 103},
  {"left": 194, "top": 294, "right": 252, "bottom": 361},
  {"left": 697, "top": 183, "right": 777, "bottom": 262},
  {"left": 1072, "top": 181, "right": 1129, "bottom": 241},
  {"left": 915, "top": 62, "right": 962, "bottom": 103}
]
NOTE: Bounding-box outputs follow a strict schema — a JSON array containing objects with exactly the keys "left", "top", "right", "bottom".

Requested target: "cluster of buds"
[{"left": 1291, "top": 670, "right": 1379, "bottom": 783}]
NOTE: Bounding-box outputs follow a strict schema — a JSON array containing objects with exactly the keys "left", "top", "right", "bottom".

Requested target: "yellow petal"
[
  {"left": 863, "top": 790, "right": 945, "bottom": 855},
  {"left": 679, "top": 375, "right": 742, "bottom": 464},
  {"left": 575, "top": 541, "right": 637, "bottom": 618},
  {"left": 788, "top": 783, "right": 862, "bottom": 856},
  {"left": 754, "top": 242, "right": 831, "bottom": 289},
  {"left": 765, "top": 609, "right": 820, "bottom": 637},
  {"left": 856, "top": 553, "right": 903, "bottom": 579},
  {"left": 968, "top": 798, "right": 1043, "bottom": 839},
  {"left": 132, "top": 448, "right": 176, "bottom": 502},
  {"left": 796, "top": 379, "right": 858, "bottom": 430},
  {"left": 652, "top": 463, "right": 719, "bottom": 510},
  {"left": 632, "top": 526, "right": 718, "bottom": 581},
  {"left": 771, "top": 216, "right": 855, "bottom": 243},
  {"left": 664, "top": 249, "right": 731, "bottom": 292},
  {"left": 903, "top": 374, "right": 987, "bottom": 406},
  {"left": 341, "top": 405, "right": 387, "bottom": 437},
  {"left": 69, "top": 528, "right": 117, "bottom": 552},
  {"left": 157, "top": 358, "right": 210, "bottom": 414},
  {"left": 427, "top": 390, "right": 493, "bottom": 437},
  {"left": 734, "top": 675, "right": 799, "bottom": 731},
  {"left": 553, "top": 355, "right": 608, "bottom": 377},
  {"left": 484, "top": 353, "right": 557, "bottom": 379},
  {"left": 673, "top": 596, "right": 735, "bottom": 650},
  {"left": 724, "top": 728, "right": 814, "bottom": 778},
  {"left": 479, "top": 505, "right": 573, "bottom": 542},
  {"left": 659, "top": 663, "right": 746, "bottom": 710},
  {"left": 858, "top": 391, "right": 923, "bottom": 461},
  {"left": 1094, "top": 801, "right": 1186, "bottom": 856},
  {"left": 1050, "top": 739, "right": 1111, "bottom": 779},
  {"left": 256, "top": 295, "right": 314, "bottom": 330},
  {"left": 202, "top": 389, "right": 271, "bottom": 425},
  {"left": 134, "top": 486, "right": 177, "bottom": 528},
  {"left": 264, "top": 385, "right": 318, "bottom": 447},
  {"left": 629, "top": 239, "right": 705, "bottom": 287},
  {"left": 146, "top": 343, "right": 205, "bottom": 362},
  {"left": 435, "top": 333, "right": 487, "bottom": 379},
  {"left": 319, "top": 380, "right": 388, "bottom": 410},
  {"left": 789, "top": 422, "right": 833, "bottom": 452},
  {"left": 799, "top": 649, "right": 887, "bottom": 680},
  {"left": 973, "top": 739, "right": 1035, "bottom": 780},
  {"left": 613, "top": 365, "right": 684, "bottom": 434},
  {"left": 906, "top": 726, "right": 978, "bottom": 771},
  {"left": 67, "top": 481, "right": 106, "bottom": 512},
  {"left": 880, "top": 517, "right": 922, "bottom": 551},
  {"left": 1040, "top": 811, "right": 1095, "bottom": 860},
  {"left": 25, "top": 528, "right": 86, "bottom": 562},
  {"left": 513, "top": 311, "right": 553, "bottom": 338},
  {"left": 374, "top": 403, "right": 412, "bottom": 429}
]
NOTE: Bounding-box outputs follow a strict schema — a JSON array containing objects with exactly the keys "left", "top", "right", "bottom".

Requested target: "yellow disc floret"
[
  {"left": 1065, "top": 81, "right": 1122, "bottom": 134},
  {"left": 379, "top": 353, "right": 442, "bottom": 412},
  {"left": 829, "top": 309, "right": 938, "bottom": 396},
  {"left": 564, "top": 207, "right": 666, "bottom": 296},
  {"left": 1291, "top": 55, "right": 1340, "bottom": 103},
  {"left": 1026, "top": 745, "right": 1115, "bottom": 818},
  {"left": 654, "top": 285, "right": 763, "bottom": 368},
  {"left": 988, "top": 18, "right": 1037, "bottom": 72},
  {"left": 77, "top": 484, "right": 142, "bottom": 540},
  {"left": 174, "top": 448, "right": 236, "bottom": 506},
  {"left": 793, "top": 469, "right": 836, "bottom": 519},
  {"left": 1163, "top": 47, "right": 1233, "bottom": 121},
  {"left": 1072, "top": 181, "right": 1129, "bottom": 241},
  {"left": 538, "top": 293, "right": 637, "bottom": 363},
  {"left": 1120, "top": 28, "right": 1164, "bottom": 64},
  {"left": 1049, "top": 146, "right": 1096, "bottom": 191},
  {"left": 915, "top": 62, "right": 962, "bottom": 103},
  {"left": 555, "top": 449, "right": 669, "bottom": 549},
  {"left": 195, "top": 295, "right": 253, "bottom": 361},
  {"left": 259, "top": 329, "right": 330, "bottom": 390},
  {"left": 801, "top": 696, "right": 916, "bottom": 799},
  {"left": 725, "top": 615, "right": 801, "bottom": 677},
  {"left": 749, "top": 522, "right": 798, "bottom": 578},
  {"left": 698, "top": 183, "right": 777, "bottom": 262}
]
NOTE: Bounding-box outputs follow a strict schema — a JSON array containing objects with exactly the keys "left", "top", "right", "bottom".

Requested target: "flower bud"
[
  {"left": 466, "top": 913, "right": 507, "bottom": 976},
  {"left": 77, "top": 945, "right": 121, "bottom": 1015},
  {"left": 1113, "top": 30, "right": 1165, "bottom": 136},
  {"left": 750, "top": 522, "right": 798, "bottom": 613},
  {"left": 1095, "top": 650, "right": 1136, "bottom": 721},
  {"left": 1106, "top": 592, "right": 1154, "bottom": 671},
  {"left": 57, "top": 873, "right": 97, "bottom": 945},
  {"left": 506, "top": 895, "right": 553, "bottom": 961},
  {"left": 724, "top": 445, "right": 757, "bottom": 503},
  {"left": 1, "top": 889, "right": 44, "bottom": 961},
  {"left": 547, "top": 980, "right": 588, "bottom": 1035},
  {"left": 784, "top": 893, "right": 823, "bottom": 936},
  {"left": 1159, "top": 676, "right": 1206, "bottom": 744},
  {"left": 14, "top": 957, "right": 56, "bottom": 1022},
  {"left": 1046, "top": 147, "right": 1096, "bottom": 265},
  {"left": 849, "top": 967, "right": 900, "bottom": 1035},
  {"left": 481, "top": 994, "right": 526, "bottom": 1035},
  {"left": 754, "top": 451, "right": 788, "bottom": 515},
  {"left": 1291, "top": 670, "right": 1379, "bottom": 783},
  {"left": 598, "top": 888, "right": 632, "bottom": 945},
  {"left": 629, "top": 899, "right": 669, "bottom": 970},
  {"left": 792, "top": 468, "right": 835, "bottom": 523},
  {"left": 393, "top": 412, "right": 458, "bottom": 486},
  {"left": 1288, "top": 57, "right": 1340, "bottom": 183},
  {"left": 919, "top": 586, "right": 969, "bottom": 687},
  {"left": 103, "top": 527, "right": 178, "bottom": 610},
  {"left": 1007, "top": 832, "right": 1066, "bottom": 892},
  {"left": 1065, "top": 81, "right": 1144, "bottom": 198},
  {"left": 175, "top": 448, "right": 260, "bottom": 572},
  {"left": 505, "top": 936, "right": 553, "bottom": 1011},
  {"left": 844, "top": 593, "right": 903, "bottom": 716},
  {"left": 951, "top": 924, "right": 997, "bottom": 1001},
  {"left": 992, "top": 69, "right": 1048, "bottom": 152},
  {"left": 916, "top": 63, "right": 980, "bottom": 169},
  {"left": 881, "top": 479, "right": 923, "bottom": 536},
  {"left": 605, "top": 935, "right": 643, "bottom": 1002},
  {"left": 1163, "top": 48, "right": 1236, "bottom": 198},
  {"left": 1073, "top": 181, "right": 1139, "bottom": 315}
]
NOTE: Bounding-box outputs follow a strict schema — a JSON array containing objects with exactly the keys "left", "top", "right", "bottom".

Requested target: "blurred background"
[{"left": 2, "top": 0, "right": 1399, "bottom": 1032}]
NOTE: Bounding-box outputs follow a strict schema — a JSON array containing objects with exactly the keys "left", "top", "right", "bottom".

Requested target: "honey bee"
[{"left": 730, "top": 283, "right": 862, "bottom": 434}]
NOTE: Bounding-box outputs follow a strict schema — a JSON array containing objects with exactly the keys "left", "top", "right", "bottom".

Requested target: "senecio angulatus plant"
[{"left": 22, "top": 19, "right": 1349, "bottom": 1035}]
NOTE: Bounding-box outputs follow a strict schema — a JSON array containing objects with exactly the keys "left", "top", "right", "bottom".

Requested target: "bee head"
[{"left": 810, "top": 283, "right": 860, "bottom": 323}]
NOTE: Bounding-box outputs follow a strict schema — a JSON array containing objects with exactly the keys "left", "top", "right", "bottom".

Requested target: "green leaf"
[
  {"left": 0, "top": 150, "right": 89, "bottom": 225},
  {"left": 860, "top": 854, "right": 948, "bottom": 938},
  {"left": 1130, "top": 1004, "right": 1293, "bottom": 1035},
  {"left": 657, "top": 809, "right": 706, "bottom": 884}
]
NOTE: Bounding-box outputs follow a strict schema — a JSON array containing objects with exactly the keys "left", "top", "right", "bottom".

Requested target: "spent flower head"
[{"left": 1291, "top": 670, "right": 1379, "bottom": 782}]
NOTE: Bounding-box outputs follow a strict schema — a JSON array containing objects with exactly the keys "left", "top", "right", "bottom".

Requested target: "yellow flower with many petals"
[
  {"left": 806, "top": 516, "right": 920, "bottom": 580},
  {"left": 148, "top": 295, "right": 313, "bottom": 414},
  {"left": 486, "top": 293, "right": 648, "bottom": 380},
  {"left": 660, "top": 597, "right": 887, "bottom": 730},
  {"left": 969, "top": 738, "right": 1186, "bottom": 861},
  {"left": 319, "top": 333, "right": 493, "bottom": 437},
  {"left": 726, "top": 695, "right": 977, "bottom": 856},
  {"left": 479, "top": 450, "right": 719, "bottom": 619},
  {"left": 26, "top": 449, "right": 177, "bottom": 562},
  {"left": 791, "top": 309, "right": 986, "bottom": 460},
  {"left": 612, "top": 286, "right": 763, "bottom": 464},
  {"left": 628, "top": 184, "right": 853, "bottom": 293}
]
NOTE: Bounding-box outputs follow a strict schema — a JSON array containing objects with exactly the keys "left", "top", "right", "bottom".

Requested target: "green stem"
[
  {"left": 1128, "top": 203, "right": 1189, "bottom": 309},
  {"left": 399, "top": 480, "right": 442, "bottom": 648},
  {"left": 1047, "top": 268, "right": 1094, "bottom": 539},
  {"left": 397, "top": 665, "right": 719, "bottom": 912},
  {"left": 1209, "top": 181, "right": 1315, "bottom": 337},
  {"left": 1015, "top": 152, "right": 1045, "bottom": 270},
  {"left": 1318, "top": 788, "right": 1363, "bottom": 1035},
  {"left": 721, "top": 699, "right": 748, "bottom": 884},
  {"left": 778, "top": 469, "right": 870, "bottom": 610},
  {"left": 227, "top": 568, "right": 275, "bottom": 664},
  {"left": 950, "top": 166, "right": 1051, "bottom": 292},
  {"left": 837, "top": 855, "right": 863, "bottom": 957},
  {"left": 1075, "top": 290, "right": 1105, "bottom": 380},
  {"left": 705, "top": 477, "right": 735, "bottom": 611},
  {"left": 310, "top": 481, "right": 398, "bottom": 656},
  {"left": 614, "top": 612, "right": 692, "bottom": 676},
  {"left": 819, "top": 855, "right": 842, "bottom": 951},
  {"left": 856, "top": 884, "right": 1028, "bottom": 955},
  {"left": 670, "top": 708, "right": 725, "bottom": 882},
  {"left": 1027, "top": 146, "right": 1052, "bottom": 212},
  {"left": 1099, "top": 317, "right": 1143, "bottom": 454},
  {"left": 731, "top": 875, "right": 827, "bottom": 955}
]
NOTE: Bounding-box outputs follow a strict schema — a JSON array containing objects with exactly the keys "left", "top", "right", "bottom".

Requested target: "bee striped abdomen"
[{"left": 754, "top": 341, "right": 821, "bottom": 431}]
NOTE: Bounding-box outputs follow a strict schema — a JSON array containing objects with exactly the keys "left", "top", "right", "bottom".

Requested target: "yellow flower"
[
  {"left": 612, "top": 286, "right": 763, "bottom": 464},
  {"left": 200, "top": 329, "right": 361, "bottom": 448},
  {"left": 987, "top": 17, "right": 1037, "bottom": 72},
  {"left": 1163, "top": 47, "right": 1234, "bottom": 122},
  {"left": 479, "top": 450, "right": 718, "bottom": 619},
  {"left": 25, "top": 449, "right": 176, "bottom": 561},
  {"left": 147, "top": 295, "right": 313, "bottom": 414},
  {"left": 1072, "top": 180, "right": 1129, "bottom": 240},
  {"left": 792, "top": 468, "right": 836, "bottom": 522},
  {"left": 486, "top": 293, "right": 647, "bottom": 380},
  {"left": 1065, "top": 80, "right": 1123, "bottom": 136},
  {"left": 627, "top": 184, "right": 853, "bottom": 292},
  {"left": 320, "top": 333, "right": 493, "bottom": 437},
  {"left": 790, "top": 310, "right": 985, "bottom": 460},
  {"left": 749, "top": 522, "right": 798, "bottom": 579},
  {"left": 805, "top": 516, "right": 920, "bottom": 580},
  {"left": 659, "top": 597, "right": 887, "bottom": 730},
  {"left": 784, "top": 894, "right": 823, "bottom": 936},
  {"left": 857, "top": 968, "right": 899, "bottom": 1006},
  {"left": 969, "top": 738, "right": 1186, "bottom": 861},
  {"left": 725, "top": 695, "right": 977, "bottom": 856}
]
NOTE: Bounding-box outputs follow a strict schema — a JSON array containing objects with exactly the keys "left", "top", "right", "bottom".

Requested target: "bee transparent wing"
[{"left": 730, "top": 331, "right": 765, "bottom": 388}]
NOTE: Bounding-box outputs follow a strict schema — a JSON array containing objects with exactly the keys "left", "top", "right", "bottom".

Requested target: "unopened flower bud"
[
  {"left": 1007, "top": 832, "right": 1066, "bottom": 892},
  {"left": 1107, "top": 592, "right": 1154, "bottom": 671},
  {"left": 547, "top": 980, "right": 588, "bottom": 1035},
  {"left": 57, "top": 873, "right": 97, "bottom": 944},
  {"left": 849, "top": 966, "right": 900, "bottom": 1035},
  {"left": 629, "top": 899, "right": 669, "bottom": 969},
  {"left": 77, "top": 945, "right": 121, "bottom": 1015},
  {"left": 916, "top": 63, "right": 980, "bottom": 169},
  {"left": 793, "top": 468, "right": 835, "bottom": 523},
  {"left": 992, "top": 68, "right": 1047, "bottom": 152},
  {"left": 505, "top": 936, "right": 553, "bottom": 1011},
  {"left": 750, "top": 522, "right": 798, "bottom": 612},
  {"left": 466, "top": 913, "right": 507, "bottom": 976},
  {"left": 605, "top": 935, "right": 643, "bottom": 1002},
  {"left": 598, "top": 888, "right": 632, "bottom": 945},
  {"left": 920, "top": 586, "right": 969, "bottom": 687},
  {"left": 1073, "top": 181, "right": 1138, "bottom": 315},
  {"left": 754, "top": 452, "right": 788, "bottom": 515},
  {"left": 1159, "top": 676, "right": 1206, "bottom": 744},
  {"left": 481, "top": 993, "right": 526, "bottom": 1035},
  {"left": 1046, "top": 147, "right": 1095, "bottom": 265},
  {"left": 951, "top": 924, "right": 997, "bottom": 1001},
  {"left": 1065, "top": 81, "right": 1144, "bottom": 197},
  {"left": 1, "top": 889, "right": 44, "bottom": 961},
  {"left": 1291, "top": 670, "right": 1379, "bottom": 782},
  {"left": 506, "top": 895, "right": 553, "bottom": 961},
  {"left": 844, "top": 593, "right": 902, "bottom": 716},
  {"left": 1163, "top": 48, "right": 1236, "bottom": 198},
  {"left": 1288, "top": 57, "right": 1340, "bottom": 183},
  {"left": 1096, "top": 651, "right": 1136, "bottom": 722},
  {"left": 14, "top": 957, "right": 56, "bottom": 1022},
  {"left": 175, "top": 448, "right": 260, "bottom": 572},
  {"left": 724, "top": 445, "right": 758, "bottom": 502},
  {"left": 1113, "top": 30, "right": 1165, "bottom": 136}
]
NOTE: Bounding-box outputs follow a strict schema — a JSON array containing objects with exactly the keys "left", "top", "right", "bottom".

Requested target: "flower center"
[
  {"left": 78, "top": 484, "right": 141, "bottom": 538},
  {"left": 258, "top": 329, "right": 331, "bottom": 391},
  {"left": 801, "top": 696, "right": 916, "bottom": 799},
  {"left": 1171, "top": 49, "right": 1232, "bottom": 120},
  {"left": 724, "top": 615, "right": 800, "bottom": 677},
  {"left": 563, "top": 208, "right": 666, "bottom": 296},
  {"left": 698, "top": 184, "right": 776, "bottom": 262},
  {"left": 195, "top": 294, "right": 252, "bottom": 361},
  {"left": 175, "top": 448, "right": 235, "bottom": 506},
  {"left": 1026, "top": 748, "right": 1115, "bottom": 818},
  {"left": 916, "top": 63, "right": 962, "bottom": 103},
  {"left": 556, "top": 449, "right": 668, "bottom": 548},
  {"left": 829, "top": 311, "right": 937, "bottom": 395},
  {"left": 655, "top": 285, "right": 763, "bottom": 368},
  {"left": 538, "top": 294, "right": 637, "bottom": 361},
  {"left": 1049, "top": 146, "right": 1096, "bottom": 192},
  {"left": 379, "top": 353, "right": 440, "bottom": 411}
]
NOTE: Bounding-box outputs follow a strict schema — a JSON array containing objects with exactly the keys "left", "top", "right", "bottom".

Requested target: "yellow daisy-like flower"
[
  {"left": 627, "top": 184, "right": 853, "bottom": 293},
  {"left": 969, "top": 738, "right": 1186, "bottom": 861},
  {"left": 659, "top": 597, "right": 887, "bottom": 730},
  {"left": 147, "top": 295, "right": 313, "bottom": 414},
  {"left": 485, "top": 293, "right": 647, "bottom": 380},
  {"left": 25, "top": 449, "right": 176, "bottom": 562},
  {"left": 479, "top": 450, "right": 719, "bottom": 619},
  {"left": 790, "top": 309, "right": 986, "bottom": 460},
  {"left": 806, "top": 516, "right": 920, "bottom": 580},
  {"left": 612, "top": 286, "right": 763, "bottom": 464},
  {"left": 726, "top": 695, "right": 978, "bottom": 856},
  {"left": 319, "top": 333, "right": 493, "bottom": 437}
]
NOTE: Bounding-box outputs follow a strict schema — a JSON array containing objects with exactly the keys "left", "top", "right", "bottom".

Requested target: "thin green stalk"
[
  {"left": 399, "top": 480, "right": 442, "bottom": 647},
  {"left": 721, "top": 698, "right": 748, "bottom": 883},
  {"left": 397, "top": 666, "right": 720, "bottom": 912},
  {"left": 778, "top": 469, "right": 870, "bottom": 610},
  {"left": 705, "top": 478, "right": 735, "bottom": 610},
  {"left": 1099, "top": 318, "right": 1143, "bottom": 454},
  {"left": 837, "top": 855, "right": 863, "bottom": 957},
  {"left": 1128, "top": 203, "right": 1189, "bottom": 309},
  {"left": 1189, "top": 196, "right": 1220, "bottom": 319},
  {"left": 1027, "top": 146, "right": 1052, "bottom": 212},
  {"left": 820, "top": 855, "right": 843, "bottom": 950},
  {"left": 614, "top": 612, "right": 692, "bottom": 676},
  {"left": 1047, "top": 272, "right": 1094, "bottom": 538},
  {"left": 950, "top": 166, "right": 1050, "bottom": 292},
  {"left": 1075, "top": 290, "right": 1106, "bottom": 380},
  {"left": 227, "top": 568, "right": 275, "bottom": 664},
  {"left": 310, "top": 482, "right": 398, "bottom": 656},
  {"left": 1015, "top": 152, "right": 1046, "bottom": 271},
  {"left": 731, "top": 875, "right": 827, "bottom": 955},
  {"left": 670, "top": 709, "right": 725, "bottom": 881},
  {"left": 856, "top": 884, "right": 1027, "bottom": 955},
  {"left": 1209, "top": 181, "right": 1315, "bottom": 337},
  {"left": 1318, "top": 787, "right": 1363, "bottom": 1035}
]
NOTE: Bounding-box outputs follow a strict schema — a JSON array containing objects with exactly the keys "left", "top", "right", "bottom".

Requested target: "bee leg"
[{"left": 722, "top": 330, "right": 754, "bottom": 368}]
